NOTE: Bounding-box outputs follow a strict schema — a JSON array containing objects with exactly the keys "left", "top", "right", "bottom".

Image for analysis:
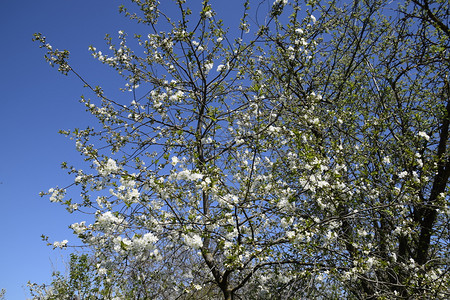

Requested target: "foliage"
[
  {"left": 31, "top": 0, "right": 449, "bottom": 299},
  {"left": 28, "top": 253, "right": 111, "bottom": 299}
]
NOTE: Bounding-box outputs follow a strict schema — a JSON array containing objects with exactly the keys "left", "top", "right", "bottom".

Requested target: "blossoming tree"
[{"left": 32, "top": 0, "right": 449, "bottom": 298}]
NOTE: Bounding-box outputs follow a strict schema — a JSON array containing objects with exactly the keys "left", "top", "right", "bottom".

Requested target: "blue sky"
[{"left": 0, "top": 1, "right": 134, "bottom": 298}]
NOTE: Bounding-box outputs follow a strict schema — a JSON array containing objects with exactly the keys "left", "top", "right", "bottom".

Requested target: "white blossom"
[
  {"left": 398, "top": 171, "right": 408, "bottom": 179},
  {"left": 183, "top": 233, "right": 203, "bottom": 249},
  {"left": 273, "top": 0, "right": 288, "bottom": 6},
  {"left": 175, "top": 169, "right": 203, "bottom": 181},
  {"left": 70, "top": 222, "right": 87, "bottom": 235},
  {"left": 204, "top": 62, "right": 214, "bottom": 74},
  {"left": 204, "top": 10, "right": 212, "bottom": 18},
  {"left": 97, "top": 211, "right": 125, "bottom": 227},
  {"left": 53, "top": 240, "right": 68, "bottom": 249},
  {"left": 418, "top": 131, "right": 430, "bottom": 141}
]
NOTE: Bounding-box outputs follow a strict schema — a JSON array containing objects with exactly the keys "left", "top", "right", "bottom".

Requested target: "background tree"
[
  {"left": 28, "top": 253, "right": 111, "bottom": 299},
  {"left": 265, "top": 0, "right": 449, "bottom": 298},
  {"left": 31, "top": 0, "right": 449, "bottom": 299}
]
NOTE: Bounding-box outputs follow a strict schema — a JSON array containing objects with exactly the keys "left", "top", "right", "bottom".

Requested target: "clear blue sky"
[{"left": 0, "top": 1, "right": 135, "bottom": 298}]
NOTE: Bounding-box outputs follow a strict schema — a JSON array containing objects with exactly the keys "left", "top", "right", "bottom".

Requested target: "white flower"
[
  {"left": 217, "top": 64, "right": 225, "bottom": 72},
  {"left": 113, "top": 236, "right": 131, "bottom": 253},
  {"left": 310, "top": 15, "right": 316, "bottom": 23},
  {"left": 98, "top": 268, "right": 107, "bottom": 275},
  {"left": 49, "top": 188, "right": 65, "bottom": 203},
  {"left": 204, "top": 10, "right": 212, "bottom": 18},
  {"left": 409, "top": 258, "right": 416, "bottom": 268},
  {"left": 71, "top": 222, "right": 87, "bottom": 235},
  {"left": 97, "top": 158, "right": 120, "bottom": 176},
  {"left": 183, "top": 234, "right": 203, "bottom": 249},
  {"left": 317, "top": 180, "right": 329, "bottom": 188},
  {"left": 204, "top": 62, "right": 214, "bottom": 74},
  {"left": 418, "top": 131, "right": 430, "bottom": 141},
  {"left": 132, "top": 232, "right": 158, "bottom": 251},
  {"left": 268, "top": 125, "right": 281, "bottom": 133},
  {"left": 128, "top": 188, "right": 140, "bottom": 200},
  {"left": 390, "top": 252, "right": 397, "bottom": 262},
  {"left": 273, "top": 0, "right": 288, "bottom": 6},
  {"left": 106, "top": 158, "right": 118, "bottom": 170},
  {"left": 169, "top": 90, "right": 184, "bottom": 101},
  {"left": 171, "top": 156, "right": 180, "bottom": 166},
  {"left": 201, "top": 137, "right": 213, "bottom": 144},
  {"left": 175, "top": 170, "right": 203, "bottom": 181},
  {"left": 366, "top": 257, "right": 374, "bottom": 268},
  {"left": 97, "top": 211, "right": 125, "bottom": 226},
  {"left": 398, "top": 171, "right": 408, "bottom": 179},
  {"left": 53, "top": 240, "right": 68, "bottom": 249},
  {"left": 286, "top": 231, "right": 295, "bottom": 239}
]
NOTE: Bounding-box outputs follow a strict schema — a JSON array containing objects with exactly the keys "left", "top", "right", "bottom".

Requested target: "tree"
[
  {"left": 28, "top": 253, "right": 111, "bottom": 299},
  {"left": 32, "top": 0, "right": 449, "bottom": 299}
]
